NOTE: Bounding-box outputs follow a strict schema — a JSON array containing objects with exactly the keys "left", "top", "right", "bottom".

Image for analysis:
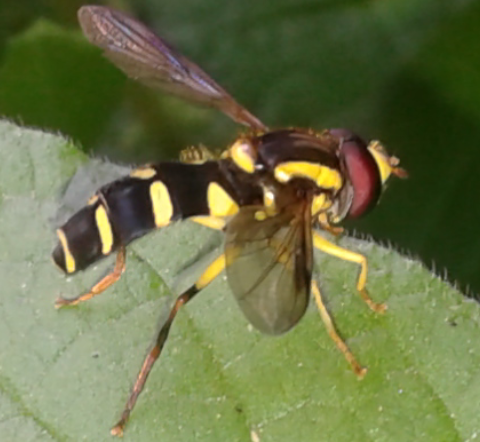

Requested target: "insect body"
[{"left": 53, "top": 6, "right": 407, "bottom": 436}]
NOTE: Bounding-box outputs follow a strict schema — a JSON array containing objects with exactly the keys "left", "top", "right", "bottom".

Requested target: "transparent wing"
[
  {"left": 78, "top": 6, "right": 266, "bottom": 131},
  {"left": 225, "top": 205, "right": 313, "bottom": 335}
]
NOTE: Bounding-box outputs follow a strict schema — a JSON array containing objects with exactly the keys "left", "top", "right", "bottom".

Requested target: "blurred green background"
[{"left": 1, "top": 0, "right": 480, "bottom": 296}]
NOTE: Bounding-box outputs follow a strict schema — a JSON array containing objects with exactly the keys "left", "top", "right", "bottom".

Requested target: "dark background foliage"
[{"left": 1, "top": 0, "right": 480, "bottom": 296}]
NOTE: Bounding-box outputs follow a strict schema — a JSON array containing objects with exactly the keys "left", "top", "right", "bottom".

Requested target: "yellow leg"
[
  {"left": 317, "top": 213, "right": 344, "bottom": 236},
  {"left": 319, "top": 222, "right": 344, "bottom": 237},
  {"left": 311, "top": 280, "right": 366, "bottom": 378},
  {"left": 55, "top": 246, "right": 126, "bottom": 308},
  {"left": 190, "top": 216, "right": 226, "bottom": 230},
  {"left": 111, "top": 253, "right": 226, "bottom": 437},
  {"left": 312, "top": 231, "right": 386, "bottom": 313},
  {"left": 194, "top": 253, "right": 227, "bottom": 289}
]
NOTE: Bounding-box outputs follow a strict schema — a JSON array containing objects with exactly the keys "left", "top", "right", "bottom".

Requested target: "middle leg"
[{"left": 111, "top": 253, "right": 227, "bottom": 436}]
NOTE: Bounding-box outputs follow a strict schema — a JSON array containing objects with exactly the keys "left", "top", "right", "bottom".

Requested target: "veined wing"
[
  {"left": 225, "top": 204, "right": 313, "bottom": 335},
  {"left": 78, "top": 6, "right": 266, "bottom": 131}
]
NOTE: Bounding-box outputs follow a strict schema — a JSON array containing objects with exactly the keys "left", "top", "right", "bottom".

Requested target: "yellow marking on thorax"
[
  {"left": 263, "top": 188, "right": 275, "bottom": 208},
  {"left": 274, "top": 161, "right": 342, "bottom": 190},
  {"left": 262, "top": 187, "right": 278, "bottom": 217},
  {"left": 56, "top": 229, "right": 76, "bottom": 273},
  {"left": 229, "top": 139, "right": 257, "bottom": 173},
  {"left": 130, "top": 166, "right": 157, "bottom": 179},
  {"left": 95, "top": 205, "right": 114, "bottom": 255},
  {"left": 150, "top": 181, "right": 173, "bottom": 227},
  {"left": 311, "top": 194, "right": 332, "bottom": 216},
  {"left": 207, "top": 182, "right": 239, "bottom": 217}
]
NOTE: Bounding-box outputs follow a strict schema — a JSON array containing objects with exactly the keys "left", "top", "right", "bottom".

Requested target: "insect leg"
[
  {"left": 317, "top": 213, "right": 344, "bottom": 236},
  {"left": 55, "top": 246, "right": 126, "bottom": 308},
  {"left": 190, "top": 215, "right": 226, "bottom": 230},
  {"left": 311, "top": 280, "right": 366, "bottom": 378},
  {"left": 312, "top": 231, "right": 386, "bottom": 313},
  {"left": 111, "top": 253, "right": 226, "bottom": 437}
]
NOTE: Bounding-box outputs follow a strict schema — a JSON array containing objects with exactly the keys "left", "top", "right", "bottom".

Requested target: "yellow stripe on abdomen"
[
  {"left": 56, "top": 229, "right": 76, "bottom": 273},
  {"left": 207, "top": 182, "right": 239, "bottom": 217},
  {"left": 95, "top": 205, "right": 114, "bottom": 255},
  {"left": 150, "top": 181, "right": 174, "bottom": 227}
]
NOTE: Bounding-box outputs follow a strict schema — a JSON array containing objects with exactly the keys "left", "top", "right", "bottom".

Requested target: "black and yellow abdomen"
[{"left": 53, "top": 159, "right": 264, "bottom": 274}]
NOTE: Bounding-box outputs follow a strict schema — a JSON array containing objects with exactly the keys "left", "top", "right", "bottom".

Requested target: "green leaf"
[{"left": 1, "top": 120, "right": 479, "bottom": 441}]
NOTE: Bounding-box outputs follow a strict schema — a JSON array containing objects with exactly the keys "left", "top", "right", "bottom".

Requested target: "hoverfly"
[{"left": 52, "top": 5, "right": 407, "bottom": 436}]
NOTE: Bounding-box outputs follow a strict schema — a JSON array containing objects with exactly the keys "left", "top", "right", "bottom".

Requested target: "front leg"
[{"left": 312, "top": 231, "right": 386, "bottom": 313}]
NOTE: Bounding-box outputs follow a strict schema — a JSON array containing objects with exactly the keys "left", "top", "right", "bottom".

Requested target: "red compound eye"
[{"left": 330, "top": 129, "right": 382, "bottom": 218}]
